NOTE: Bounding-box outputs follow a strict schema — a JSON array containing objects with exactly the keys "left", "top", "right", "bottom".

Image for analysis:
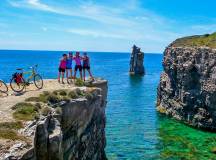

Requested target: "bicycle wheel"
[
  {"left": 34, "top": 74, "right": 43, "bottom": 89},
  {"left": 0, "top": 80, "right": 8, "bottom": 93},
  {"left": 10, "top": 77, "right": 25, "bottom": 93}
]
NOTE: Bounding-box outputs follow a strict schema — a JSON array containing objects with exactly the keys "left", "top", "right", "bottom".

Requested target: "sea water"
[{"left": 0, "top": 50, "right": 216, "bottom": 160}]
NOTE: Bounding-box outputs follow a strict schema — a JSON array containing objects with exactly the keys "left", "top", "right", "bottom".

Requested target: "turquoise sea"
[{"left": 1, "top": 50, "right": 216, "bottom": 160}]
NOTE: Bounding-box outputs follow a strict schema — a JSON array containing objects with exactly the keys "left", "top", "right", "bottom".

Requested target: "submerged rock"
[
  {"left": 129, "top": 45, "right": 145, "bottom": 75},
  {"left": 157, "top": 33, "right": 216, "bottom": 131}
]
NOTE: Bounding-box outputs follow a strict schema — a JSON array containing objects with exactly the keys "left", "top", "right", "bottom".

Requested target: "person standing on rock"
[
  {"left": 82, "top": 52, "right": 94, "bottom": 81},
  {"left": 66, "top": 52, "right": 73, "bottom": 83},
  {"left": 58, "top": 54, "right": 67, "bottom": 84},
  {"left": 73, "top": 52, "right": 83, "bottom": 80}
]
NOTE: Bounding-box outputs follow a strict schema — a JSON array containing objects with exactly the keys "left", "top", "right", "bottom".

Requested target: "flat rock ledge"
[
  {"left": 157, "top": 46, "right": 216, "bottom": 131},
  {"left": 0, "top": 79, "right": 108, "bottom": 160}
]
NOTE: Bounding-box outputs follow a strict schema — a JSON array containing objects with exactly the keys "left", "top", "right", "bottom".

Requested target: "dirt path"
[{"left": 0, "top": 79, "right": 76, "bottom": 122}]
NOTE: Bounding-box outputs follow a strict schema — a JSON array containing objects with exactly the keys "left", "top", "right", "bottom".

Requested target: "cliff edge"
[
  {"left": 157, "top": 33, "right": 216, "bottom": 131},
  {"left": 0, "top": 79, "right": 108, "bottom": 160}
]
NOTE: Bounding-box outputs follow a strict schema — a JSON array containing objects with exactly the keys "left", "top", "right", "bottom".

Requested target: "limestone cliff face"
[
  {"left": 19, "top": 80, "right": 108, "bottom": 160},
  {"left": 157, "top": 46, "right": 216, "bottom": 130}
]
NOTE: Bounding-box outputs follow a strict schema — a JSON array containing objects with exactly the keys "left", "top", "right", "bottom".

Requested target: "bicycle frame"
[{"left": 21, "top": 65, "right": 38, "bottom": 83}]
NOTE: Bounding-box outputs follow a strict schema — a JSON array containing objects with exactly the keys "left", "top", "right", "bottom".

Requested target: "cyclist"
[
  {"left": 58, "top": 54, "right": 67, "bottom": 84},
  {"left": 73, "top": 52, "right": 83, "bottom": 80},
  {"left": 82, "top": 52, "right": 94, "bottom": 81},
  {"left": 66, "top": 52, "right": 73, "bottom": 83}
]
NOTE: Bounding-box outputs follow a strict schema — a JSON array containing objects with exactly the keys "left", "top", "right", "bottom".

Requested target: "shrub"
[
  {"left": 0, "top": 129, "right": 27, "bottom": 141},
  {"left": 59, "top": 90, "right": 67, "bottom": 96},
  {"left": 47, "top": 94, "right": 60, "bottom": 104},
  {"left": 0, "top": 121, "right": 23, "bottom": 130},
  {"left": 41, "top": 106, "right": 52, "bottom": 116},
  {"left": 25, "top": 93, "right": 49, "bottom": 103},
  {"left": 61, "top": 96, "right": 70, "bottom": 102},
  {"left": 68, "top": 91, "right": 78, "bottom": 99},
  {"left": 75, "top": 78, "right": 84, "bottom": 87},
  {"left": 13, "top": 103, "right": 38, "bottom": 121}
]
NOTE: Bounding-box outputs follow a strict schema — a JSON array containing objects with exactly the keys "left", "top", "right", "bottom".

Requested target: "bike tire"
[
  {"left": 10, "top": 77, "right": 25, "bottom": 93},
  {"left": 34, "top": 74, "right": 43, "bottom": 89},
  {"left": 0, "top": 80, "right": 8, "bottom": 93}
]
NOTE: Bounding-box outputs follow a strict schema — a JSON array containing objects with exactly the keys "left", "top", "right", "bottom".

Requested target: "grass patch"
[
  {"left": 0, "top": 129, "right": 27, "bottom": 141},
  {"left": 46, "top": 94, "right": 61, "bottom": 104},
  {"left": 172, "top": 32, "right": 216, "bottom": 48},
  {"left": 68, "top": 91, "right": 78, "bottom": 99},
  {"left": 41, "top": 106, "right": 52, "bottom": 116},
  {"left": 0, "top": 121, "right": 23, "bottom": 130},
  {"left": 25, "top": 93, "right": 49, "bottom": 103},
  {"left": 12, "top": 103, "right": 38, "bottom": 121},
  {"left": 75, "top": 78, "right": 85, "bottom": 87}
]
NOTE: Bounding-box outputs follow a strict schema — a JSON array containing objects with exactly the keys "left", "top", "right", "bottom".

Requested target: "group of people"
[{"left": 58, "top": 52, "right": 93, "bottom": 84}]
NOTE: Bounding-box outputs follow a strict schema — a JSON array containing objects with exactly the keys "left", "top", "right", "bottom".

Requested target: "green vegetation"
[
  {"left": 12, "top": 103, "right": 38, "bottom": 121},
  {"left": 68, "top": 90, "right": 78, "bottom": 99},
  {"left": 41, "top": 106, "right": 52, "bottom": 116},
  {"left": 75, "top": 78, "right": 85, "bottom": 87},
  {"left": 12, "top": 88, "right": 97, "bottom": 122},
  {"left": 172, "top": 32, "right": 216, "bottom": 48},
  {"left": 0, "top": 121, "right": 23, "bottom": 130},
  {"left": 0, "top": 121, "right": 27, "bottom": 141}
]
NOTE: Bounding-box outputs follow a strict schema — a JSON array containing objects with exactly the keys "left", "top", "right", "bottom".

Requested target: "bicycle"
[
  {"left": 10, "top": 65, "right": 43, "bottom": 93},
  {"left": 0, "top": 80, "right": 8, "bottom": 93}
]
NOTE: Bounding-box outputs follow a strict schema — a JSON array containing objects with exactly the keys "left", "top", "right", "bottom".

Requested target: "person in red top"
[
  {"left": 58, "top": 54, "right": 67, "bottom": 84},
  {"left": 82, "top": 52, "right": 94, "bottom": 81}
]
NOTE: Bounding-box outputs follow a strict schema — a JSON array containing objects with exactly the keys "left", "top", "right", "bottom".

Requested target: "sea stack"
[
  {"left": 129, "top": 45, "right": 145, "bottom": 75},
  {"left": 157, "top": 32, "right": 216, "bottom": 131}
]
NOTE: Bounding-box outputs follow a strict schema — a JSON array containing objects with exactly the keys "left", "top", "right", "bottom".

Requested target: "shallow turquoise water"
[{"left": 1, "top": 50, "right": 216, "bottom": 159}]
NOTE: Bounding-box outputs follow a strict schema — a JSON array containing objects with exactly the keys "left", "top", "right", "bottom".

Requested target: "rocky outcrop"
[
  {"left": 157, "top": 46, "right": 216, "bottom": 130},
  {"left": 4, "top": 79, "right": 108, "bottom": 160},
  {"left": 129, "top": 45, "right": 145, "bottom": 75}
]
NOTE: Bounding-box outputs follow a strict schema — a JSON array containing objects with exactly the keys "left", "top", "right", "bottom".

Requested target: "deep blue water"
[{"left": 1, "top": 50, "right": 216, "bottom": 160}]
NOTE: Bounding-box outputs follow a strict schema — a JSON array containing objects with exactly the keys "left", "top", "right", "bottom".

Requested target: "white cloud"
[{"left": 67, "top": 29, "right": 125, "bottom": 39}]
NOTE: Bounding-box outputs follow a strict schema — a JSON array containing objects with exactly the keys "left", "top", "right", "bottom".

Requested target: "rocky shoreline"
[
  {"left": 157, "top": 46, "right": 216, "bottom": 131},
  {"left": 0, "top": 79, "right": 108, "bottom": 160}
]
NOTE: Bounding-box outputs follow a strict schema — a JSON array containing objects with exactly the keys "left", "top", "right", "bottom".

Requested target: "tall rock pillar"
[{"left": 129, "top": 45, "right": 145, "bottom": 75}]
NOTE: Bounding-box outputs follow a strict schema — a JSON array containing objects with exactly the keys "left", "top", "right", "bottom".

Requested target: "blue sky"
[{"left": 0, "top": 0, "right": 215, "bottom": 52}]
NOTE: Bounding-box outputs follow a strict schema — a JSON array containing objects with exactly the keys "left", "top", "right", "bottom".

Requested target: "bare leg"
[
  {"left": 74, "top": 70, "right": 77, "bottom": 81},
  {"left": 83, "top": 69, "right": 86, "bottom": 81},
  {"left": 80, "top": 70, "right": 83, "bottom": 80},
  {"left": 58, "top": 72, "right": 61, "bottom": 83},
  {"left": 70, "top": 69, "right": 73, "bottom": 79},
  {"left": 66, "top": 69, "right": 69, "bottom": 83},
  {"left": 87, "top": 69, "right": 94, "bottom": 79},
  {"left": 61, "top": 72, "right": 65, "bottom": 84}
]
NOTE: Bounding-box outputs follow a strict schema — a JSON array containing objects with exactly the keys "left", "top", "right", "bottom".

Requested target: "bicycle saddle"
[{"left": 16, "top": 68, "right": 23, "bottom": 70}]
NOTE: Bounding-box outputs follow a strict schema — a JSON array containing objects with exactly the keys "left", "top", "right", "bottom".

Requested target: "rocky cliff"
[
  {"left": 1, "top": 79, "right": 108, "bottom": 160},
  {"left": 129, "top": 45, "right": 145, "bottom": 75},
  {"left": 157, "top": 33, "right": 216, "bottom": 131}
]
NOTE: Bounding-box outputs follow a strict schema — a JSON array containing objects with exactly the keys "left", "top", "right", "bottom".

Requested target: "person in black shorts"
[
  {"left": 82, "top": 52, "right": 94, "bottom": 81},
  {"left": 73, "top": 52, "right": 83, "bottom": 80},
  {"left": 58, "top": 54, "right": 67, "bottom": 84}
]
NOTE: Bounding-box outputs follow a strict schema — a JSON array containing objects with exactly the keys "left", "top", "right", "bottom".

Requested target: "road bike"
[{"left": 10, "top": 65, "right": 43, "bottom": 92}]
